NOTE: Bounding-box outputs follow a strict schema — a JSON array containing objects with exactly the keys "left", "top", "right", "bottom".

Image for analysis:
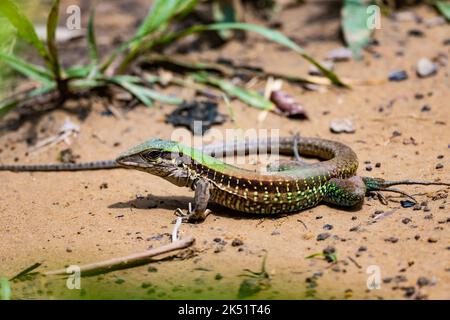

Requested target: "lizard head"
[{"left": 116, "top": 139, "right": 192, "bottom": 186}]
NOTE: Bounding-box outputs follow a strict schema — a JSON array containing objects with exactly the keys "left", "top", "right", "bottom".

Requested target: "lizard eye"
[{"left": 143, "top": 150, "right": 162, "bottom": 160}]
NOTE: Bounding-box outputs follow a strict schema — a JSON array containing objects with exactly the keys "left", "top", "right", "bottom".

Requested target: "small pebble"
[
  {"left": 388, "top": 70, "right": 408, "bottom": 81},
  {"left": 365, "top": 165, "right": 372, "bottom": 172},
  {"left": 383, "top": 277, "right": 393, "bottom": 284},
  {"left": 427, "top": 237, "right": 438, "bottom": 243},
  {"left": 403, "top": 286, "right": 415, "bottom": 297},
  {"left": 424, "top": 16, "right": 446, "bottom": 27},
  {"left": 435, "top": 163, "right": 444, "bottom": 169},
  {"left": 393, "top": 11, "right": 416, "bottom": 22},
  {"left": 400, "top": 200, "right": 416, "bottom": 208},
  {"left": 330, "top": 119, "right": 355, "bottom": 134},
  {"left": 385, "top": 237, "right": 399, "bottom": 243},
  {"left": 326, "top": 47, "right": 353, "bottom": 61},
  {"left": 375, "top": 162, "right": 381, "bottom": 168},
  {"left": 414, "top": 234, "right": 421, "bottom": 240},
  {"left": 421, "top": 104, "right": 431, "bottom": 112},
  {"left": 231, "top": 238, "right": 243, "bottom": 247},
  {"left": 392, "top": 130, "right": 402, "bottom": 137},
  {"left": 417, "top": 277, "right": 430, "bottom": 287},
  {"left": 402, "top": 218, "right": 412, "bottom": 224},
  {"left": 323, "top": 246, "right": 335, "bottom": 255},
  {"left": 416, "top": 58, "right": 437, "bottom": 78},
  {"left": 317, "top": 233, "right": 331, "bottom": 241},
  {"left": 408, "top": 29, "right": 424, "bottom": 37},
  {"left": 323, "top": 224, "right": 334, "bottom": 230}
]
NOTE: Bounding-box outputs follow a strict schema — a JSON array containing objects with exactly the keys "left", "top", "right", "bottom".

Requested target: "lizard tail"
[
  {"left": 362, "top": 177, "right": 450, "bottom": 191},
  {"left": 0, "top": 160, "right": 120, "bottom": 171}
]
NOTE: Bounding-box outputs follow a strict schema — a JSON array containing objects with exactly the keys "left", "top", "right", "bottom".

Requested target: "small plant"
[
  {"left": 237, "top": 254, "right": 271, "bottom": 299},
  {"left": 0, "top": 0, "right": 345, "bottom": 119}
]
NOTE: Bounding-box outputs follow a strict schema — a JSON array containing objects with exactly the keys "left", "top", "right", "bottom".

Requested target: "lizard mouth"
[{"left": 115, "top": 154, "right": 148, "bottom": 168}]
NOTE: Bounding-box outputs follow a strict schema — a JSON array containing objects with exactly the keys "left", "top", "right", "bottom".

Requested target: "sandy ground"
[{"left": 0, "top": 2, "right": 449, "bottom": 299}]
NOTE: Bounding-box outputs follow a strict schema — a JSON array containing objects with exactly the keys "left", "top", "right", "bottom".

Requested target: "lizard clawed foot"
[
  {"left": 174, "top": 203, "right": 211, "bottom": 223},
  {"left": 372, "top": 188, "right": 417, "bottom": 205}
]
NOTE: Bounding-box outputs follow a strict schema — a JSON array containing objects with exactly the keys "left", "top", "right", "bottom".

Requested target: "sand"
[{"left": 0, "top": 2, "right": 449, "bottom": 299}]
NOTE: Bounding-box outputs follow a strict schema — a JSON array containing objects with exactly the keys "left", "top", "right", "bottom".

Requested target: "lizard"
[{"left": 2, "top": 136, "right": 448, "bottom": 222}]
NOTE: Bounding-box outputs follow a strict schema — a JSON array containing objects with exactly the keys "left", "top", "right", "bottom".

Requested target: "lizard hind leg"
[{"left": 323, "top": 176, "right": 367, "bottom": 207}]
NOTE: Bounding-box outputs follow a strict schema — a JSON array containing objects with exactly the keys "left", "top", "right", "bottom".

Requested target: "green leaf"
[
  {"left": 155, "top": 22, "right": 346, "bottom": 86},
  {"left": 87, "top": 8, "right": 99, "bottom": 65},
  {"left": 0, "top": 0, "right": 48, "bottom": 60},
  {"left": 341, "top": 0, "right": 373, "bottom": 60},
  {"left": 0, "top": 17, "right": 17, "bottom": 53},
  {"left": 108, "top": 76, "right": 183, "bottom": 106},
  {"left": 0, "top": 51, "right": 53, "bottom": 84},
  {"left": 46, "top": 0, "right": 62, "bottom": 79},
  {"left": 436, "top": 1, "right": 450, "bottom": 21},
  {"left": 192, "top": 72, "right": 274, "bottom": 110}
]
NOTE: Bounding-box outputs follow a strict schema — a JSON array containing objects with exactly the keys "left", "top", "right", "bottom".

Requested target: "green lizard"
[{"left": 2, "top": 136, "right": 448, "bottom": 222}]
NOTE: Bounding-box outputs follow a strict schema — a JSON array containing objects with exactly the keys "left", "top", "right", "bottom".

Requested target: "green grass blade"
[
  {"left": 136, "top": 0, "right": 192, "bottom": 39},
  {"left": 341, "top": 0, "right": 373, "bottom": 60},
  {"left": 47, "top": 0, "right": 62, "bottom": 79},
  {"left": 192, "top": 72, "right": 274, "bottom": 110},
  {"left": 155, "top": 22, "right": 346, "bottom": 86},
  {"left": 174, "top": 0, "right": 199, "bottom": 19},
  {"left": 436, "top": 1, "right": 450, "bottom": 21},
  {"left": 0, "top": 51, "right": 53, "bottom": 83},
  {"left": 0, "top": 0, "right": 48, "bottom": 60},
  {"left": 109, "top": 76, "right": 183, "bottom": 106},
  {"left": 87, "top": 8, "right": 99, "bottom": 65}
]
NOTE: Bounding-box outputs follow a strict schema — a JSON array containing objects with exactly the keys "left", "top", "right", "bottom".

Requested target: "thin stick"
[
  {"left": 43, "top": 236, "right": 195, "bottom": 277},
  {"left": 172, "top": 217, "right": 183, "bottom": 242}
]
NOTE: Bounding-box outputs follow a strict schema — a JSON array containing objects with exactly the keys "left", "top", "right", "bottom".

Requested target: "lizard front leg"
[{"left": 175, "top": 178, "right": 212, "bottom": 223}]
